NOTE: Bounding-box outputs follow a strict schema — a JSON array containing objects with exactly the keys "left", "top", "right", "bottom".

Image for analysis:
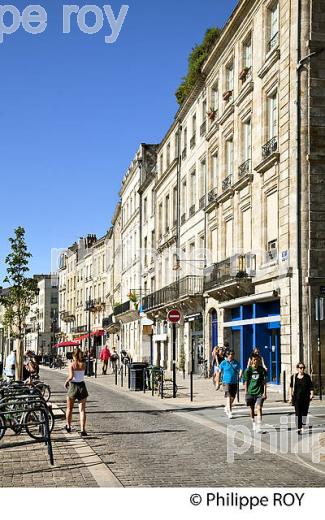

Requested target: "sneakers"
[
  {"left": 228, "top": 411, "right": 233, "bottom": 419},
  {"left": 80, "top": 430, "right": 88, "bottom": 437},
  {"left": 252, "top": 422, "right": 256, "bottom": 432},
  {"left": 215, "top": 383, "right": 221, "bottom": 391}
]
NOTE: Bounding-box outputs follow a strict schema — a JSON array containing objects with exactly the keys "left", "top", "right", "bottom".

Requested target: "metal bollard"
[
  {"left": 160, "top": 369, "right": 164, "bottom": 399},
  {"left": 121, "top": 366, "right": 123, "bottom": 387},
  {"left": 128, "top": 365, "right": 131, "bottom": 389},
  {"left": 283, "top": 370, "right": 287, "bottom": 402},
  {"left": 115, "top": 364, "right": 118, "bottom": 385},
  {"left": 143, "top": 368, "right": 146, "bottom": 393},
  {"left": 152, "top": 369, "right": 154, "bottom": 397}
]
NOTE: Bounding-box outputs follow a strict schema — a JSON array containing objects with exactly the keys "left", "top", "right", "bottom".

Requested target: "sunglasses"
[{"left": 298, "top": 366, "right": 305, "bottom": 369}]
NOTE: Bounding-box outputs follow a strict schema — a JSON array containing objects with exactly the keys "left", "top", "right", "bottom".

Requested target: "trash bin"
[{"left": 129, "top": 362, "right": 148, "bottom": 391}]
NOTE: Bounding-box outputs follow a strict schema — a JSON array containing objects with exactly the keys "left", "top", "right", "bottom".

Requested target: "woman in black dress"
[{"left": 290, "top": 363, "right": 314, "bottom": 434}]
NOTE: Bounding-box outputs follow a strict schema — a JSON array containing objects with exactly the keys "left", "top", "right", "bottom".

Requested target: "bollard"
[
  {"left": 143, "top": 368, "right": 146, "bottom": 393},
  {"left": 121, "top": 366, "right": 123, "bottom": 387},
  {"left": 237, "top": 374, "right": 240, "bottom": 403},
  {"left": 128, "top": 365, "right": 130, "bottom": 389},
  {"left": 115, "top": 364, "right": 118, "bottom": 385},
  {"left": 283, "top": 370, "right": 287, "bottom": 402},
  {"left": 152, "top": 369, "right": 154, "bottom": 397},
  {"left": 124, "top": 363, "right": 127, "bottom": 377}
]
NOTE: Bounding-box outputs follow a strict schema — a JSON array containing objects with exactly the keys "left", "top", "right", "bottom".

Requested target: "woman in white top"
[{"left": 64, "top": 349, "right": 89, "bottom": 436}]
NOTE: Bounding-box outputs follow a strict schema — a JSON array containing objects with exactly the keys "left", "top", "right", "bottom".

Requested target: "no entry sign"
[{"left": 168, "top": 309, "right": 181, "bottom": 323}]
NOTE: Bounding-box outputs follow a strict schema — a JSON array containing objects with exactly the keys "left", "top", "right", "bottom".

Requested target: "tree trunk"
[{"left": 16, "top": 337, "right": 24, "bottom": 381}]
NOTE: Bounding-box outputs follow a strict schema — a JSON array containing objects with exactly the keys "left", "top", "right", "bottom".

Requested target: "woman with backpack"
[{"left": 289, "top": 362, "right": 314, "bottom": 434}]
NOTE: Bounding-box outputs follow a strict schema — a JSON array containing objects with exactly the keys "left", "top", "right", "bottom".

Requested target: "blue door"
[{"left": 211, "top": 311, "right": 218, "bottom": 351}]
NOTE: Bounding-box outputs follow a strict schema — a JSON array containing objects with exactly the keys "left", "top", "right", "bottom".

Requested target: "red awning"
[
  {"left": 74, "top": 330, "right": 105, "bottom": 342},
  {"left": 53, "top": 341, "right": 80, "bottom": 348}
]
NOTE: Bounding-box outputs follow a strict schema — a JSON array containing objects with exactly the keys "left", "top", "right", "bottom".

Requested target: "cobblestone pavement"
[{"left": 37, "top": 369, "right": 325, "bottom": 488}]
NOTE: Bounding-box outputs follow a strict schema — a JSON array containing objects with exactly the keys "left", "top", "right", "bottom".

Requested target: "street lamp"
[
  {"left": 85, "top": 297, "right": 96, "bottom": 377},
  {"left": 36, "top": 323, "right": 40, "bottom": 356}
]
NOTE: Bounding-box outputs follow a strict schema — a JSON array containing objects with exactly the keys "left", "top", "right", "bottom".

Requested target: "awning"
[
  {"left": 53, "top": 341, "right": 80, "bottom": 348},
  {"left": 74, "top": 329, "right": 105, "bottom": 342}
]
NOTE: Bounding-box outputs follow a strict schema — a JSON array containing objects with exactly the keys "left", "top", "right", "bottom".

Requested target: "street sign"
[
  {"left": 315, "top": 297, "right": 324, "bottom": 321},
  {"left": 168, "top": 309, "right": 181, "bottom": 323}
]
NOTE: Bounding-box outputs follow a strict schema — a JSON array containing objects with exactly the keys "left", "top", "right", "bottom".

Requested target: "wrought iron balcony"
[
  {"left": 262, "top": 137, "right": 278, "bottom": 159},
  {"left": 103, "top": 314, "right": 114, "bottom": 328},
  {"left": 72, "top": 325, "right": 87, "bottom": 334},
  {"left": 114, "top": 301, "right": 130, "bottom": 316},
  {"left": 267, "top": 32, "right": 279, "bottom": 53},
  {"left": 190, "top": 134, "right": 196, "bottom": 149},
  {"left": 182, "top": 147, "right": 187, "bottom": 160},
  {"left": 238, "top": 159, "right": 251, "bottom": 178},
  {"left": 208, "top": 188, "right": 217, "bottom": 204},
  {"left": 199, "top": 195, "right": 205, "bottom": 209},
  {"left": 142, "top": 275, "right": 203, "bottom": 312},
  {"left": 60, "top": 311, "right": 76, "bottom": 323},
  {"left": 204, "top": 254, "right": 256, "bottom": 293},
  {"left": 189, "top": 204, "right": 196, "bottom": 218},
  {"left": 200, "top": 121, "right": 207, "bottom": 137},
  {"left": 222, "top": 174, "right": 233, "bottom": 191}
]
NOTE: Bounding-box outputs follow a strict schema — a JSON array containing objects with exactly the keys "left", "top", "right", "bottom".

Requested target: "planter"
[
  {"left": 207, "top": 108, "right": 217, "bottom": 121},
  {"left": 239, "top": 67, "right": 250, "bottom": 81},
  {"left": 223, "top": 90, "right": 233, "bottom": 101}
]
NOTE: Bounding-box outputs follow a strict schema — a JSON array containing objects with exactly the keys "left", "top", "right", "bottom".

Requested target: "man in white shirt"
[{"left": 4, "top": 349, "right": 16, "bottom": 379}]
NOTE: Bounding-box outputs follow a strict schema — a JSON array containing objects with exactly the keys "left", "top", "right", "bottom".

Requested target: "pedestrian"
[
  {"left": 219, "top": 350, "right": 241, "bottom": 418},
  {"left": 4, "top": 349, "right": 16, "bottom": 381},
  {"left": 100, "top": 344, "right": 111, "bottom": 375},
  {"left": 212, "top": 346, "right": 224, "bottom": 390},
  {"left": 247, "top": 347, "right": 267, "bottom": 371},
  {"left": 64, "top": 348, "right": 89, "bottom": 436},
  {"left": 290, "top": 362, "right": 314, "bottom": 434},
  {"left": 110, "top": 346, "right": 119, "bottom": 374},
  {"left": 243, "top": 353, "right": 267, "bottom": 433}
]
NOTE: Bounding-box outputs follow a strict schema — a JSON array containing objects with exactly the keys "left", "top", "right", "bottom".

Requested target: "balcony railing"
[
  {"left": 181, "top": 213, "right": 186, "bottom": 225},
  {"left": 190, "top": 134, "right": 196, "bottom": 149},
  {"left": 200, "top": 121, "right": 207, "bottom": 137},
  {"left": 103, "top": 314, "right": 114, "bottom": 328},
  {"left": 72, "top": 325, "right": 87, "bottom": 334},
  {"left": 142, "top": 275, "right": 203, "bottom": 312},
  {"left": 199, "top": 195, "right": 205, "bottom": 209},
  {"left": 114, "top": 301, "right": 131, "bottom": 316},
  {"left": 262, "top": 136, "right": 278, "bottom": 159},
  {"left": 204, "top": 254, "right": 256, "bottom": 292},
  {"left": 208, "top": 188, "right": 217, "bottom": 204},
  {"left": 222, "top": 174, "right": 233, "bottom": 191},
  {"left": 238, "top": 159, "right": 251, "bottom": 178},
  {"left": 267, "top": 32, "right": 279, "bottom": 53},
  {"left": 189, "top": 204, "right": 195, "bottom": 217},
  {"left": 182, "top": 147, "right": 187, "bottom": 160}
]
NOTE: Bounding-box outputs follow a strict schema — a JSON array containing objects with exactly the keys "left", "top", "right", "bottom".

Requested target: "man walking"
[
  {"left": 110, "top": 347, "right": 119, "bottom": 374},
  {"left": 243, "top": 354, "right": 267, "bottom": 433},
  {"left": 219, "top": 350, "right": 241, "bottom": 418},
  {"left": 99, "top": 345, "right": 111, "bottom": 375},
  {"left": 4, "top": 349, "right": 16, "bottom": 381}
]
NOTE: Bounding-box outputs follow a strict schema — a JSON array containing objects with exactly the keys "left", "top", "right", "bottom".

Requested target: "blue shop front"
[{"left": 223, "top": 299, "right": 281, "bottom": 384}]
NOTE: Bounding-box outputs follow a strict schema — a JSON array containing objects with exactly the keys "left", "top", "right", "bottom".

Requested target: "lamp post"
[
  {"left": 85, "top": 297, "right": 95, "bottom": 377},
  {"left": 0, "top": 327, "right": 4, "bottom": 376},
  {"left": 36, "top": 323, "right": 40, "bottom": 356}
]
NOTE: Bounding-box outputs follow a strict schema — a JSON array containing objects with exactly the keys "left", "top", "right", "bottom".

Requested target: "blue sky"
[{"left": 0, "top": 0, "right": 238, "bottom": 282}]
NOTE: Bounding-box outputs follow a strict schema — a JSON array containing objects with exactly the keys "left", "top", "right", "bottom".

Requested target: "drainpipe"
[{"left": 176, "top": 122, "right": 182, "bottom": 283}]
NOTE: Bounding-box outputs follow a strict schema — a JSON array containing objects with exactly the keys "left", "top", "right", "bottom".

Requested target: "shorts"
[
  {"left": 67, "top": 381, "right": 88, "bottom": 401},
  {"left": 213, "top": 365, "right": 221, "bottom": 374},
  {"left": 245, "top": 394, "right": 264, "bottom": 407},
  {"left": 223, "top": 383, "right": 237, "bottom": 398}
]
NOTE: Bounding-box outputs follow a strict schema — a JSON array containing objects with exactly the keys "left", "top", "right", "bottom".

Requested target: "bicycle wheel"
[
  {"left": 25, "top": 409, "right": 47, "bottom": 440},
  {"left": 36, "top": 383, "right": 51, "bottom": 402},
  {"left": 0, "top": 415, "right": 6, "bottom": 440}
]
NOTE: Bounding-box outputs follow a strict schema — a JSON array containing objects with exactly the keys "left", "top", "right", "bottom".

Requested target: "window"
[
  {"left": 183, "top": 127, "right": 187, "bottom": 149},
  {"left": 226, "top": 61, "right": 234, "bottom": 92},
  {"left": 267, "top": 91, "right": 278, "bottom": 140},
  {"left": 199, "top": 159, "right": 206, "bottom": 199},
  {"left": 243, "top": 118, "right": 252, "bottom": 161},
  {"left": 190, "top": 170, "right": 196, "bottom": 208},
  {"left": 160, "top": 153, "right": 164, "bottom": 175},
  {"left": 192, "top": 114, "right": 196, "bottom": 136},
  {"left": 166, "top": 142, "right": 171, "bottom": 167},
  {"left": 241, "top": 208, "right": 252, "bottom": 253},
  {"left": 182, "top": 180, "right": 187, "bottom": 215},
  {"left": 158, "top": 203, "right": 163, "bottom": 239},
  {"left": 143, "top": 197, "right": 147, "bottom": 222},
  {"left": 225, "top": 219, "right": 233, "bottom": 258},
  {"left": 164, "top": 256, "right": 170, "bottom": 285},
  {"left": 266, "top": 191, "right": 278, "bottom": 260},
  {"left": 151, "top": 230, "right": 155, "bottom": 263},
  {"left": 209, "top": 152, "right": 219, "bottom": 191},
  {"left": 212, "top": 82, "right": 219, "bottom": 111},
  {"left": 267, "top": 2, "right": 279, "bottom": 51},
  {"left": 202, "top": 99, "right": 207, "bottom": 123},
  {"left": 226, "top": 138, "right": 234, "bottom": 177},
  {"left": 173, "top": 186, "right": 178, "bottom": 226},
  {"left": 151, "top": 276, "right": 156, "bottom": 292},
  {"left": 144, "top": 236, "right": 148, "bottom": 267},
  {"left": 165, "top": 194, "right": 170, "bottom": 232},
  {"left": 243, "top": 35, "right": 252, "bottom": 70}
]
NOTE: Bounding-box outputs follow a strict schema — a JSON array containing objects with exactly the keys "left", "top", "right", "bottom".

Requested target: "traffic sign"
[{"left": 168, "top": 309, "right": 181, "bottom": 323}]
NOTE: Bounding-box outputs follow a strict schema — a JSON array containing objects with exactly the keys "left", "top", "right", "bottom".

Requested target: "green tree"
[
  {"left": 175, "top": 27, "right": 221, "bottom": 105},
  {"left": 0, "top": 227, "right": 38, "bottom": 379}
]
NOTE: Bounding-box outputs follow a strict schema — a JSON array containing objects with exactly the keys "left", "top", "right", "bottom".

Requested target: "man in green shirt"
[{"left": 243, "top": 354, "right": 267, "bottom": 433}]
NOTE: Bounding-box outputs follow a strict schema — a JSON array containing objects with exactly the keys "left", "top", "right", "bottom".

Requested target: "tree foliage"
[
  {"left": 0, "top": 227, "right": 37, "bottom": 338},
  {"left": 175, "top": 27, "right": 222, "bottom": 106}
]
